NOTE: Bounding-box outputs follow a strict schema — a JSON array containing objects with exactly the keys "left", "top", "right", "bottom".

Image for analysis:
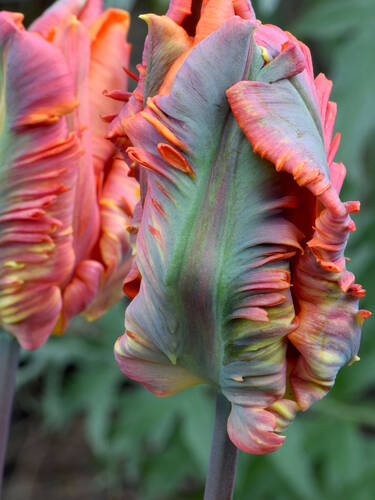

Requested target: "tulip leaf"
[{"left": 270, "top": 420, "right": 321, "bottom": 500}]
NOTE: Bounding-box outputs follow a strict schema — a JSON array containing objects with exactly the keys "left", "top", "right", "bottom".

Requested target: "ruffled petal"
[
  {"left": 287, "top": 202, "right": 368, "bottom": 410},
  {"left": 1, "top": 286, "right": 62, "bottom": 350},
  {"left": 227, "top": 405, "right": 285, "bottom": 454},
  {"left": 0, "top": 13, "right": 81, "bottom": 347},
  {"left": 1, "top": 13, "right": 78, "bottom": 128},
  {"left": 267, "top": 398, "right": 299, "bottom": 432},
  {"left": 227, "top": 20, "right": 369, "bottom": 414},
  {"left": 112, "top": 0, "right": 368, "bottom": 456},
  {"left": 52, "top": 11, "right": 137, "bottom": 327},
  {"left": 227, "top": 78, "right": 343, "bottom": 215},
  {"left": 166, "top": 0, "right": 192, "bottom": 25},
  {"left": 114, "top": 329, "right": 204, "bottom": 396}
]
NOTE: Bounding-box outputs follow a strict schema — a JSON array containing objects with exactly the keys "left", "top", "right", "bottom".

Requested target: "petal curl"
[
  {"left": 288, "top": 204, "right": 368, "bottom": 410},
  {"left": 227, "top": 78, "right": 343, "bottom": 215},
  {"left": 227, "top": 405, "right": 285, "bottom": 454},
  {"left": 227, "top": 20, "right": 368, "bottom": 414}
]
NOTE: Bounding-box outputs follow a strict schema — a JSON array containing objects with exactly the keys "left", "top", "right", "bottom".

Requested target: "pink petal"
[
  {"left": 166, "top": 0, "right": 192, "bottom": 25},
  {"left": 228, "top": 405, "right": 285, "bottom": 454},
  {"left": 114, "top": 331, "right": 204, "bottom": 396},
  {"left": 53, "top": 15, "right": 100, "bottom": 265},
  {"left": 83, "top": 158, "right": 139, "bottom": 320},
  {"left": 0, "top": 13, "right": 81, "bottom": 347},
  {"left": 29, "top": 0, "right": 103, "bottom": 38},
  {"left": 57, "top": 259, "right": 103, "bottom": 332}
]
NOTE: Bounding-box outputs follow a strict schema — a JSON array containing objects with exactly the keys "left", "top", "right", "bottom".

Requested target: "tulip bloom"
[
  {"left": 113, "top": 0, "right": 370, "bottom": 454},
  {"left": 0, "top": 0, "right": 138, "bottom": 349}
]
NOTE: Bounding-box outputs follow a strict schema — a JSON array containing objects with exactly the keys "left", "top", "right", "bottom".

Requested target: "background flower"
[{"left": 0, "top": 0, "right": 139, "bottom": 349}]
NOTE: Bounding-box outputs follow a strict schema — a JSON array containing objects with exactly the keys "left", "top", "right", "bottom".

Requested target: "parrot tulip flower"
[
  {"left": 0, "top": 0, "right": 139, "bottom": 350},
  {"left": 113, "top": 0, "right": 370, "bottom": 455}
]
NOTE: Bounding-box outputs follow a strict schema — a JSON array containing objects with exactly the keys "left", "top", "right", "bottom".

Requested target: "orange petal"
[
  {"left": 89, "top": 9, "right": 131, "bottom": 178},
  {"left": 29, "top": 0, "right": 103, "bottom": 38}
]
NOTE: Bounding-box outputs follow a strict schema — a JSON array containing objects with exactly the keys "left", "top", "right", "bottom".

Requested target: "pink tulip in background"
[{"left": 0, "top": 0, "right": 139, "bottom": 350}]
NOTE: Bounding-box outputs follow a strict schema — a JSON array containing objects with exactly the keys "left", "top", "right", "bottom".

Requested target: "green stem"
[
  {"left": 0, "top": 331, "right": 19, "bottom": 491},
  {"left": 204, "top": 392, "right": 238, "bottom": 500}
]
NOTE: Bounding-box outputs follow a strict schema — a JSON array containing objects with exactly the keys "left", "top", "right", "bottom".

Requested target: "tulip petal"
[
  {"left": 53, "top": 15, "right": 100, "bottom": 264},
  {"left": 257, "top": 39, "right": 306, "bottom": 83},
  {"left": 56, "top": 259, "right": 103, "bottom": 332},
  {"left": 227, "top": 27, "right": 368, "bottom": 413},
  {"left": 83, "top": 158, "right": 139, "bottom": 320},
  {"left": 142, "top": 14, "right": 192, "bottom": 100},
  {"left": 89, "top": 8, "right": 130, "bottom": 177},
  {"left": 0, "top": 14, "right": 78, "bottom": 128},
  {"left": 29, "top": 0, "right": 103, "bottom": 37},
  {"left": 52, "top": 12, "right": 137, "bottom": 327},
  {"left": 0, "top": 13, "right": 81, "bottom": 348},
  {"left": 288, "top": 203, "right": 367, "bottom": 410},
  {"left": 227, "top": 405, "right": 285, "bottom": 454},
  {"left": 233, "top": 0, "right": 256, "bottom": 20},
  {"left": 114, "top": 332, "right": 204, "bottom": 396},
  {"left": 1, "top": 285, "right": 62, "bottom": 350},
  {"left": 195, "top": 0, "right": 235, "bottom": 43},
  {"left": 227, "top": 78, "right": 343, "bottom": 215},
  {"left": 115, "top": 18, "right": 303, "bottom": 453}
]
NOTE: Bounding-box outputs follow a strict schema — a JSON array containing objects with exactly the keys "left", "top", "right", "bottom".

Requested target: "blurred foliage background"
[{"left": 2, "top": 0, "right": 375, "bottom": 498}]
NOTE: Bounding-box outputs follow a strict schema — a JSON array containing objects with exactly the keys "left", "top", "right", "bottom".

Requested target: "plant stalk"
[
  {"left": 204, "top": 392, "right": 239, "bottom": 500},
  {"left": 0, "top": 331, "right": 19, "bottom": 491}
]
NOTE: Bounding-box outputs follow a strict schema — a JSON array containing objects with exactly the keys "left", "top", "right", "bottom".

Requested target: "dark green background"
[{"left": 2, "top": 0, "right": 375, "bottom": 498}]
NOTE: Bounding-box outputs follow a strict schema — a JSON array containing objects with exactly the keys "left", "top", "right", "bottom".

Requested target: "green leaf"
[
  {"left": 312, "top": 398, "right": 375, "bottom": 428},
  {"left": 332, "top": 27, "right": 375, "bottom": 191},
  {"left": 321, "top": 421, "right": 364, "bottom": 493},
  {"left": 293, "top": 0, "right": 375, "bottom": 39},
  {"left": 140, "top": 429, "right": 198, "bottom": 500},
  {"left": 270, "top": 419, "right": 321, "bottom": 500},
  {"left": 179, "top": 387, "right": 214, "bottom": 473}
]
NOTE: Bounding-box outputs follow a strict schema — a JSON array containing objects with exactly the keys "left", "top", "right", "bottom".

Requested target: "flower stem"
[
  {"left": 0, "top": 330, "right": 19, "bottom": 490},
  {"left": 204, "top": 392, "right": 238, "bottom": 500}
]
